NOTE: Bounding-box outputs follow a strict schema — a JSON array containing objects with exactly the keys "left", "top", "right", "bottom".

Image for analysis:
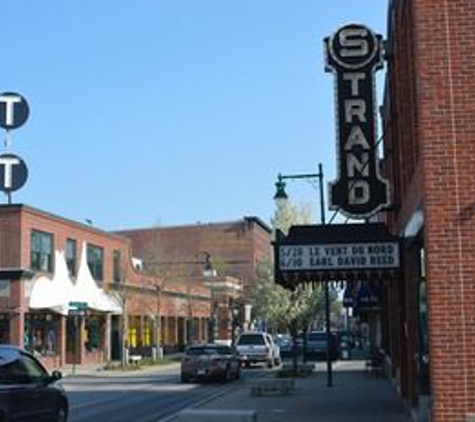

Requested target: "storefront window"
[
  {"left": 143, "top": 317, "right": 152, "bottom": 347},
  {"left": 128, "top": 316, "right": 143, "bottom": 349},
  {"left": 24, "top": 313, "right": 59, "bottom": 356},
  {"left": 0, "top": 315, "right": 9, "bottom": 344},
  {"left": 85, "top": 316, "right": 103, "bottom": 351}
]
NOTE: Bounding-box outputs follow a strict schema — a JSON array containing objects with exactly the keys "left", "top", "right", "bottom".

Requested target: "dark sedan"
[
  {"left": 0, "top": 345, "right": 68, "bottom": 422},
  {"left": 305, "top": 331, "right": 340, "bottom": 361},
  {"left": 181, "top": 344, "right": 240, "bottom": 382}
]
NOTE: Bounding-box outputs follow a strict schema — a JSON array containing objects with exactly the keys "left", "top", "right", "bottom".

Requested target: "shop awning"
[{"left": 29, "top": 243, "right": 123, "bottom": 315}]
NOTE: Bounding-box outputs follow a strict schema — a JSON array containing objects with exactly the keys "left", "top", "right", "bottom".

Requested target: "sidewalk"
[
  {"left": 58, "top": 359, "right": 181, "bottom": 378},
  {"left": 186, "top": 360, "right": 413, "bottom": 422}
]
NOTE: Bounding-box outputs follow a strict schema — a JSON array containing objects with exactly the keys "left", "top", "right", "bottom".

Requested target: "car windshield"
[
  {"left": 186, "top": 346, "right": 231, "bottom": 356},
  {"left": 237, "top": 334, "right": 265, "bottom": 345}
]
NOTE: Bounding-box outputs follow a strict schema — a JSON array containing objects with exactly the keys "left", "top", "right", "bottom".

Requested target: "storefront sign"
[
  {"left": 274, "top": 223, "right": 400, "bottom": 287},
  {"left": 279, "top": 242, "right": 399, "bottom": 271},
  {"left": 324, "top": 24, "right": 390, "bottom": 218}
]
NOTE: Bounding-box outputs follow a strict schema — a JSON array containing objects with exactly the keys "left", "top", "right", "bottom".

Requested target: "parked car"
[
  {"left": 181, "top": 344, "right": 240, "bottom": 382},
  {"left": 305, "top": 331, "right": 340, "bottom": 361},
  {"left": 236, "top": 332, "right": 281, "bottom": 368},
  {"left": 275, "top": 335, "right": 293, "bottom": 358},
  {"left": 0, "top": 345, "right": 68, "bottom": 422}
]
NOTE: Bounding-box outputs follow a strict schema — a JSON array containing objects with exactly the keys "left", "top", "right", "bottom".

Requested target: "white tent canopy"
[{"left": 29, "top": 243, "right": 123, "bottom": 315}]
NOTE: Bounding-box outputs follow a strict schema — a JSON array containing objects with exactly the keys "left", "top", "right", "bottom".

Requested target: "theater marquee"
[
  {"left": 274, "top": 223, "right": 400, "bottom": 287},
  {"left": 324, "top": 24, "right": 390, "bottom": 219},
  {"left": 279, "top": 242, "right": 399, "bottom": 271}
]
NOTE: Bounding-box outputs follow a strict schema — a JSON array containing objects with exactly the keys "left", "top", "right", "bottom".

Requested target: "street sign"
[
  {"left": 0, "top": 92, "right": 29, "bottom": 130},
  {"left": 0, "top": 154, "right": 28, "bottom": 193},
  {"left": 69, "top": 301, "right": 88, "bottom": 310},
  {"left": 68, "top": 309, "right": 86, "bottom": 317}
]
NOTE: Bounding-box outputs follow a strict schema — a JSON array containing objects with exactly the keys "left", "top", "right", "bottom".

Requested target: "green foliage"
[
  {"left": 252, "top": 200, "right": 340, "bottom": 335},
  {"left": 271, "top": 201, "right": 313, "bottom": 238},
  {"left": 251, "top": 261, "right": 326, "bottom": 334}
]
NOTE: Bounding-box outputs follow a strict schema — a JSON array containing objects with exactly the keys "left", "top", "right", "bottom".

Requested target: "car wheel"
[
  {"left": 245, "top": 362, "right": 251, "bottom": 368},
  {"left": 55, "top": 406, "right": 67, "bottom": 422},
  {"left": 181, "top": 374, "right": 190, "bottom": 383},
  {"left": 274, "top": 358, "right": 281, "bottom": 366},
  {"left": 267, "top": 359, "right": 274, "bottom": 368}
]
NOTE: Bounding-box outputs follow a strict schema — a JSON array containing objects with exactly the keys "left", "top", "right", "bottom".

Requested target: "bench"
[
  {"left": 177, "top": 409, "right": 256, "bottom": 422},
  {"left": 129, "top": 354, "right": 142, "bottom": 365},
  {"left": 249, "top": 378, "right": 295, "bottom": 396}
]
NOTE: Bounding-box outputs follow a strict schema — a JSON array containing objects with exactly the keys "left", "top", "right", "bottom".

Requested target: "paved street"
[
  {"left": 61, "top": 358, "right": 412, "bottom": 422},
  {"left": 64, "top": 364, "right": 270, "bottom": 422}
]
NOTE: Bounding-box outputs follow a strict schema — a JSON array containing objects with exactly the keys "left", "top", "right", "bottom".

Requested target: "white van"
[{"left": 236, "top": 332, "right": 281, "bottom": 368}]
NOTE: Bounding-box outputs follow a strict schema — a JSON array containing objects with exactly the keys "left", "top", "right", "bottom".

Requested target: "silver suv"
[{"left": 236, "top": 332, "right": 281, "bottom": 368}]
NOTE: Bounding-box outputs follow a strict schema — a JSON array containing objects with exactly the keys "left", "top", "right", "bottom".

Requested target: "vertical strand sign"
[{"left": 324, "top": 24, "right": 390, "bottom": 219}]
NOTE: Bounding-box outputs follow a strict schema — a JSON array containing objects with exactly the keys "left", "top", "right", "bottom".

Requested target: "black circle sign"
[
  {"left": 0, "top": 92, "right": 30, "bottom": 130},
  {"left": 0, "top": 154, "right": 28, "bottom": 193},
  {"left": 328, "top": 24, "right": 380, "bottom": 70}
]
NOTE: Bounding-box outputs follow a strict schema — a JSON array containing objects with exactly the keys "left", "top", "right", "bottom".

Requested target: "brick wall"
[
  {"left": 0, "top": 204, "right": 211, "bottom": 321},
  {"left": 387, "top": 1, "right": 475, "bottom": 420},
  {"left": 118, "top": 217, "right": 272, "bottom": 295}
]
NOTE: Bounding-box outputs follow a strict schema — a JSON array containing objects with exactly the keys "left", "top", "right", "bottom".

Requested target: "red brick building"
[
  {"left": 118, "top": 217, "right": 272, "bottom": 340},
  {"left": 0, "top": 204, "right": 211, "bottom": 370},
  {"left": 382, "top": 0, "right": 475, "bottom": 420}
]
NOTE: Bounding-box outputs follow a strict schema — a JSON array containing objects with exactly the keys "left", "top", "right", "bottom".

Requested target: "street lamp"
[
  {"left": 201, "top": 251, "right": 217, "bottom": 343},
  {"left": 231, "top": 305, "right": 240, "bottom": 348},
  {"left": 273, "top": 162, "right": 333, "bottom": 387}
]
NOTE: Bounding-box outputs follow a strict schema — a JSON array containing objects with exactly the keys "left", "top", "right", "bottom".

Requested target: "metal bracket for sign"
[{"left": 4, "top": 130, "right": 11, "bottom": 149}]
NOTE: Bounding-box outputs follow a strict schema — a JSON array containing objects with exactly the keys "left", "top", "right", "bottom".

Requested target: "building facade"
[
  {"left": 118, "top": 217, "right": 272, "bottom": 340},
  {"left": 0, "top": 204, "right": 211, "bottom": 370},
  {"left": 381, "top": 0, "right": 475, "bottom": 420}
]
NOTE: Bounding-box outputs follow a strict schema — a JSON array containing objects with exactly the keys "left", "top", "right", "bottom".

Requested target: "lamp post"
[
  {"left": 273, "top": 163, "right": 333, "bottom": 387},
  {"left": 201, "top": 251, "right": 217, "bottom": 343}
]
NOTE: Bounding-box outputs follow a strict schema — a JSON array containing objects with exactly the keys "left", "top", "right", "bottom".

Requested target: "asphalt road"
[{"left": 64, "top": 365, "right": 270, "bottom": 422}]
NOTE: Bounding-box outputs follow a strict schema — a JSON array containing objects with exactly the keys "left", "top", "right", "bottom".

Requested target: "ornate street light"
[
  {"left": 272, "top": 162, "right": 333, "bottom": 387},
  {"left": 201, "top": 251, "right": 217, "bottom": 343}
]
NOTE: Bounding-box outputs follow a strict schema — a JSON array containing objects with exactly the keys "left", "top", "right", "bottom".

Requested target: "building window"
[
  {"left": 65, "top": 238, "right": 77, "bottom": 276},
  {"left": 87, "top": 244, "right": 104, "bottom": 284},
  {"left": 24, "top": 313, "right": 59, "bottom": 356},
  {"left": 113, "top": 250, "right": 121, "bottom": 283},
  {"left": 30, "top": 230, "right": 53, "bottom": 272}
]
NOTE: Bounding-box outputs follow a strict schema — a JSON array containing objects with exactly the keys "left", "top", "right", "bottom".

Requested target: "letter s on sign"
[{"left": 339, "top": 28, "right": 368, "bottom": 58}]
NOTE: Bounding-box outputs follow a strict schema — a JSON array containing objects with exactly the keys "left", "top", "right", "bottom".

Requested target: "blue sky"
[{"left": 1, "top": 1, "right": 388, "bottom": 230}]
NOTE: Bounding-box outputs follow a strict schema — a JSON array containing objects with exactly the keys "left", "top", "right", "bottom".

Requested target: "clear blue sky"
[{"left": 1, "top": 1, "right": 388, "bottom": 230}]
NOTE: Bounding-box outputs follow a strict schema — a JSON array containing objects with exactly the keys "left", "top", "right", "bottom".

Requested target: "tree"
[
  {"left": 271, "top": 200, "right": 312, "bottom": 237},
  {"left": 250, "top": 199, "right": 340, "bottom": 372}
]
